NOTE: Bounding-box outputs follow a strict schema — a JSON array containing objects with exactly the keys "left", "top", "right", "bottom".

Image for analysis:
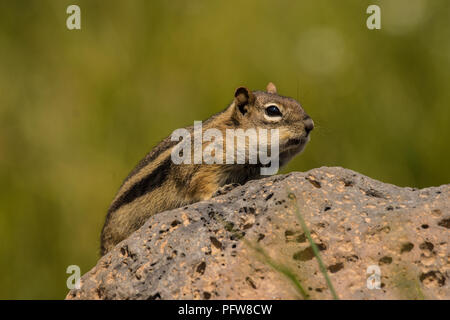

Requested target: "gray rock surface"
[{"left": 66, "top": 167, "right": 449, "bottom": 300}]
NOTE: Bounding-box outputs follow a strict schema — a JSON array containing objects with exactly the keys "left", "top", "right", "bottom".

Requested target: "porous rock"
[{"left": 66, "top": 167, "right": 449, "bottom": 300}]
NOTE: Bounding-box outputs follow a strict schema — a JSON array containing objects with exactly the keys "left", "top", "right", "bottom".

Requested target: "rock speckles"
[{"left": 67, "top": 167, "right": 449, "bottom": 300}]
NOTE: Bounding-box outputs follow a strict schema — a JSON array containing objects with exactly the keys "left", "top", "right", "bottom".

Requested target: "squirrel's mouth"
[
  {"left": 284, "top": 135, "right": 309, "bottom": 149},
  {"left": 278, "top": 136, "right": 310, "bottom": 167},
  {"left": 286, "top": 138, "right": 303, "bottom": 147}
]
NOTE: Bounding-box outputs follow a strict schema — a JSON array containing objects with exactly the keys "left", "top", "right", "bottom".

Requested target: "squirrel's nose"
[{"left": 303, "top": 117, "right": 314, "bottom": 135}]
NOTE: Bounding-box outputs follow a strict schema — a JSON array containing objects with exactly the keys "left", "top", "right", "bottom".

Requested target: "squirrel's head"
[{"left": 228, "top": 82, "right": 314, "bottom": 167}]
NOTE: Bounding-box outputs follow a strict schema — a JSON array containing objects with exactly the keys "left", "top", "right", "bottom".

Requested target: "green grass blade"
[{"left": 288, "top": 192, "right": 339, "bottom": 300}]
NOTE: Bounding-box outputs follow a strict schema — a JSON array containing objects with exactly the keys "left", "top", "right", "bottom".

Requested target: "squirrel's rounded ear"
[
  {"left": 266, "top": 82, "right": 277, "bottom": 94},
  {"left": 234, "top": 87, "right": 255, "bottom": 115}
]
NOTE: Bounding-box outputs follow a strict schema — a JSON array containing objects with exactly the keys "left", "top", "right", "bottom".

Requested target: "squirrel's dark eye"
[{"left": 265, "top": 105, "right": 282, "bottom": 117}]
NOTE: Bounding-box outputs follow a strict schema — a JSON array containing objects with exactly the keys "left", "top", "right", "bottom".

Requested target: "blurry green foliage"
[{"left": 0, "top": 0, "right": 448, "bottom": 298}]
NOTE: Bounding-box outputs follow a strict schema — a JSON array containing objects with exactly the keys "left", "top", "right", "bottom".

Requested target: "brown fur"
[{"left": 100, "top": 83, "right": 314, "bottom": 255}]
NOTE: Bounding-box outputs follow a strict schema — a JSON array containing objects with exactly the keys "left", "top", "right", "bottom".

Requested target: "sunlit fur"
[{"left": 100, "top": 83, "right": 313, "bottom": 255}]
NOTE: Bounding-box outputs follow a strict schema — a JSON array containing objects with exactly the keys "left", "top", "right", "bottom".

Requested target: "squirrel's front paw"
[{"left": 212, "top": 183, "right": 240, "bottom": 197}]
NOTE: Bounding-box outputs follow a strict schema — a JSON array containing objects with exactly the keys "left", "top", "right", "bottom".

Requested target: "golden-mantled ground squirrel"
[{"left": 100, "top": 83, "right": 314, "bottom": 255}]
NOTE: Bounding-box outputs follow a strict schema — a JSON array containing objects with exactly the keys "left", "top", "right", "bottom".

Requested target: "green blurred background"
[{"left": 0, "top": 0, "right": 448, "bottom": 299}]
